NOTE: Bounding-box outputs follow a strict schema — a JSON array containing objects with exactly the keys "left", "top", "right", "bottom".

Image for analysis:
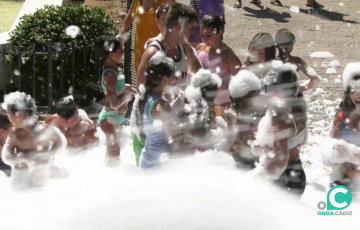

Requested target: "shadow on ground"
[{"left": 243, "top": 6, "right": 291, "bottom": 23}]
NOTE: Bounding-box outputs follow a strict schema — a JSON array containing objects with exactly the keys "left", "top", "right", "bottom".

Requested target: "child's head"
[
  {"left": 263, "top": 61, "right": 299, "bottom": 98},
  {"left": 275, "top": 29, "right": 296, "bottom": 57},
  {"left": 341, "top": 62, "right": 360, "bottom": 113},
  {"left": 0, "top": 109, "right": 12, "bottom": 145},
  {"left": 97, "top": 37, "right": 123, "bottom": 67},
  {"left": 156, "top": 3, "right": 170, "bottom": 35},
  {"left": 144, "top": 51, "right": 175, "bottom": 93},
  {"left": 247, "top": 33, "right": 276, "bottom": 65},
  {"left": 56, "top": 96, "right": 80, "bottom": 128},
  {"left": 229, "top": 70, "right": 262, "bottom": 113},
  {"left": 191, "top": 69, "right": 222, "bottom": 105},
  {"left": 200, "top": 15, "right": 224, "bottom": 46},
  {"left": 166, "top": 3, "right": 199, "bottom": 43},
  {"left": 2, "top": 91, "right": 37, "bottom": 128}
]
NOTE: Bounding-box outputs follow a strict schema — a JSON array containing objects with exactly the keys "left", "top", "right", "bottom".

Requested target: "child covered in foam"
[
  {"left": 250, "top": 61, "right": 308, "bottom": 196},
  {"left": 1, "top": 92, "right": 67, "bottom": 189},
  {"left": 321, "top": 62, "right": 360, "bottom": 189},
  {"left": 228, "top": 70, "right": 265, "bottom": 168}
]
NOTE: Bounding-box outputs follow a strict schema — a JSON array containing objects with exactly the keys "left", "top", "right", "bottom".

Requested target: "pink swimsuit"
[{"left": 197, "top": 47, "right": 231, "bottom": 105}]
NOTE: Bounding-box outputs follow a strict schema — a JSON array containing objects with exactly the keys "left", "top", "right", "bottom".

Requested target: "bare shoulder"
[
  {"left": 195, "top": 43, "right": 206, "bottom": 52},
  {"left": 44, "top": 114, "right": 59, "bottom": 125}
]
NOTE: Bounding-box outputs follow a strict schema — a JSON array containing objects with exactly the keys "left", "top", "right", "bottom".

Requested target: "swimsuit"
[{"left": 98, "top": 69, "right": 126, "bottom": 124}]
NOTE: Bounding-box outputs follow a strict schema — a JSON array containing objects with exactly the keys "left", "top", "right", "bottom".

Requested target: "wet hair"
[
  {"left": 97, "top": 37, "right": 122, "bottom": 67},
  {"left": 166, "top": 3, "right": 199, "bottom": 29},
  {"left": 201, "top": 84, "right": 219, "bottom": 106},
  {"left": 56, "top": 96, "right": 77, "bottom": 120},
  {"left": 263, "top": 63, "right": 306, "bottom": 114},
  {"left": 0, "top": 109, "right": 11, "bottom": 130},
  {"left": 274, "top": 29, "right": 296, "bottom": 62},
  {"left": 2, "top": 91, "right": 36, "bottom": 118},
  {"left": 156, "top": 3, "right": 170, "bottom": 20},
  {"left": 339, "top": 75, "right": 360, "bottom": 114},
  {"left": 137, "top": 52, "right": 175, "bottom": 131},
  {"left": 246, "top": 33, "right": 276, "bottom": 65},
  {"left": 201, "top": 15, "right": 225, "bottom": 35}
]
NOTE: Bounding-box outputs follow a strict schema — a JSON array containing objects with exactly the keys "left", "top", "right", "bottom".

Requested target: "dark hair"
[
  {"left": 166, "top": 3, "right": 199, "bottom": 29},
  {"left": 201, "top": 15, "right": 225, "bottom": 35},
  {"left": 201, "top": 84, "right": 219, "bottom": 106},
  {"left": 0, "top": 109, "right": 11, "bottom": 130},
  {"left": 264, "top": 66, "right": 306, "bottom": 114},
  {"left": 156, "top": 3, "right": 170, "bottom": 20},
  {"left": 136, "top": 54, "right": 175, "bottom": 133},
  {"left": 275, "top": 29, "right": 296, "bottom": 62},
  {"left": 230, "top": 91, "right": 260, "bottom": 114},
  {"left": 56, "top": 97, "right": 77, "bottom": 120},
  {"left": 97, "top": 37, "right": 122, "bottom": 67},
  {"left": 246, "top": 33, "right": 276, "bottom": 65},
  {"left": 339, "top": 75, "right": 360, "bottom": 115}
]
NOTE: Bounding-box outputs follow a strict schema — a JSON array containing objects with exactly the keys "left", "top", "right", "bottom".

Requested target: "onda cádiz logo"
[{"left": 317, "top": 185, "right": 353, "bottom": 216}]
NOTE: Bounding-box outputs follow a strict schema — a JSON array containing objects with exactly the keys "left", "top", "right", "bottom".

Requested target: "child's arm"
[
  {"left": 184, "top": 43, "right": 202, "bottom": 75},
  {"left": 298, "top": 58, "right": 321, "bottom": 92},
  {"left": 226, "top": 50, "right": 242, "bottom": 76}
]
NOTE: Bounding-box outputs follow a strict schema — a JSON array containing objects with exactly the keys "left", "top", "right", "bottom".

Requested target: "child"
[
  {"left": 97, "top": 37, "right": 136, "bottom": 167},
  {"left": 196, "top": 15, "right": 242, "bottom": 107},
  {"left": 325, "top": 62, "right": 360, "bottom": 186},
  {"left": 138, "top": 3, "right": 202, "bottom": 91},
  {"left": 136, "top": 51, "right": 176, "bottom": 168},
  {"left": 0, "top": 109, "right": 12, "bottom": 176},
  {"left": 242, "top": 33, "right": 276, "bottom": 80},
  {"left": 1, "top": 92, "right": 67, "bottom": 189},
  {"left": 275, "top": 29, "right": 321, "bottom": 92},
  {"left": 144, "top": 3, "right": 170, "bottom": 48},
  {"left": 228, "top": 70, "right": 264, "bottom": 168},
  {"left": 252, "top": 62, "right": 307, "bottom": 196},
  {"left": 45, "top": 96, "right": 98, "bottom": 148}
]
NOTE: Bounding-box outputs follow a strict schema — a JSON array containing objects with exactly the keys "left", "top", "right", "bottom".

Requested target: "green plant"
[{"left": 7, "top": 3, "right": 118, "bottom": 105}]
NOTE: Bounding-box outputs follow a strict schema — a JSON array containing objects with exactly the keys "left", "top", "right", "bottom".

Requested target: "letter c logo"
[{"left": 329, "top": 187, "right": 348, "bottom": 208}]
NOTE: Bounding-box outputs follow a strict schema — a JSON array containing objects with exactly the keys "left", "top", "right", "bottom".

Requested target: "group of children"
[{"left": 0, "top": 3, "right": 359, "bottom": 195}]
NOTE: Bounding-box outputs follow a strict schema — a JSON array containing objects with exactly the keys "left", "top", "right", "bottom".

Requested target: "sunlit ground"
[{"left": 0, "top": 0, "right": 24, "bottom": 33}]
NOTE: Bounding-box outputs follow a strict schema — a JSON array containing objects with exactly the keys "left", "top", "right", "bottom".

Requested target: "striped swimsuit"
[{"left": 139, "top": 95, "right": 170, "bottom": 168}]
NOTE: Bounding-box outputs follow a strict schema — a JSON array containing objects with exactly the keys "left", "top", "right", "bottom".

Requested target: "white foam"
[
  {"left": 342, "top": 62, "right": 360, "bottom": 90},
  {"left": 328, "top": 60, "right": 341, "bottom": 67},
  {"left": 191, "top": 69, "right": 222, "bottom": 88},
  {"left": 228, "top": 70, "right": 261, "bottom": 98},
  {"left": 326, "top": 68, "right": 337, "bottom": 74},
  {"left": 310, "top": 52, "right": 335, "bottom": 59},
  {"left": 334, "top": 79, "right": 342, "bottom": 84},
  {"left": 2, "top": 91, "right": 36, "bottom": 111},
  {"left": 290, "top": 5, "right": 300, "bottom": 13},
  {"left": 65, "top": 25, "right": 81, "bottom": 39}
]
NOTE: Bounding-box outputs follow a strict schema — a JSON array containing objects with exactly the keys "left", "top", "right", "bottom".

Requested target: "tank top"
[
  {"left": 339, "top": 111, "right": 360, "bottom": 170},
  {"left": 101, "top": 69, "right": 126, "bottom": 93},
  {"left": 148, "top": 41, "right": 188, "bottom": 86},
  {"left": 197, "top": 47, "right": 231, "bottom": 105},
  {"left": 140, "top": 94, "right": 169, "bottom": 168}
]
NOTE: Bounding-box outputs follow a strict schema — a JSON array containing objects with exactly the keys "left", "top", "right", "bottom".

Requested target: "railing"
[{"left": 0, "top": 37, "right": 131, "bottom": 114}]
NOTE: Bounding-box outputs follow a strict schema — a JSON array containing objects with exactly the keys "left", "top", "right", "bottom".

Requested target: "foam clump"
[
  {"left": 229, "top": 70, "right": 261, "bottom": 98},
  {"left": 326, "top": 68, "right": 337, "bottom": 74},
  {"left": 263, "top": 61, "right": 298, "bottom": 85},
  {"left": 342, "top": 62, "right": 360, "bottom": 90},
  {"left": 2, "top": 91, "right": 36, "bottom": 111},
  {"left": 191, "top": 69, "right": 222, "bottom": 88},
  {"left": 310, "top": 51, "right": 335, "bottom": 59}
]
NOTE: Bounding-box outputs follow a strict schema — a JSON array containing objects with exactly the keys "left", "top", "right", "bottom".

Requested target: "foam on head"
[
  {"left": 191, "top": 69, "right": 222, "bottom": 89},
  {"left": 229, "top": 70, "right": 262, "bottom": 98},
  {"left": 342, "top": 62, "right": 360, "bottom": 90},
  {"left": 2, "top": 91, "right": 36, "bottom": 113},
  {"left": 263, "top": 61, "right": 298, "bottom": 86},
  {"left": 185, "top": 85, "right": 202, "bottom": 103}
]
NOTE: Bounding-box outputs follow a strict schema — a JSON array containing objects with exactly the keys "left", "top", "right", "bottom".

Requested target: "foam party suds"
[{"left": 0, "top": 125, "right": 359, "bottom": 230}]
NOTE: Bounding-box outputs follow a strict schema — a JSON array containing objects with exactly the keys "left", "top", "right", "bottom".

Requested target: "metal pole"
[
  {"left": 60, "top": 46, "right": 64, "bottom": 97},
  {"left": 2, "top": 45, "right": 6, "bottom": 94},
  {"left": 32, "top": 44, "right": 36, "bottom": 99},
  {"left": 83, "top": 46, "right": 86, "bottom": 88},
  {"left": 72, "top": 41, "right": 75, "bottom": 91},
  {"left": 94, "top": 41, "right": 97, "bottom": 83},
  {"left": 17, "top": 45, "right": 21, "bottom": 91},
  {"left": 47, "top": 40, "right": 54, "bottom": 113}
]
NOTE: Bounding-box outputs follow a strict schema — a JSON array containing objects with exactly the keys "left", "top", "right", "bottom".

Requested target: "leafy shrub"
[{"left": 7, "top": 3, "right": 118, "bottom": 105}]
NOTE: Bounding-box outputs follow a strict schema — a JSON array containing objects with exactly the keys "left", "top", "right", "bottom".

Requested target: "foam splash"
[{"left": 310, "top": 52, "right": 335, "bottom": 59}]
